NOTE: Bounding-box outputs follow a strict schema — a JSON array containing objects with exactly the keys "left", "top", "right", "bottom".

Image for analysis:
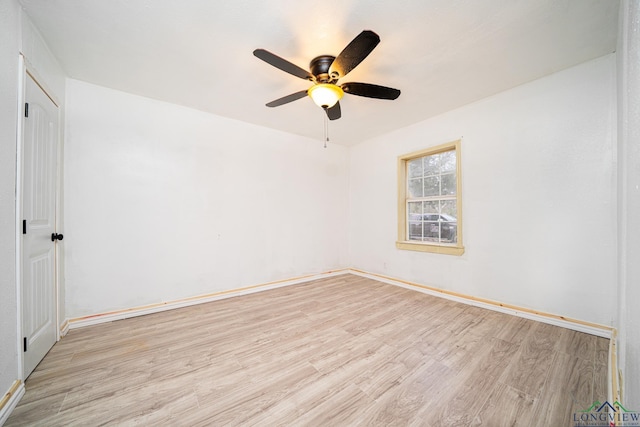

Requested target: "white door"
[{"left": 22, "top": 73, "right": 59, "bottom": 378}]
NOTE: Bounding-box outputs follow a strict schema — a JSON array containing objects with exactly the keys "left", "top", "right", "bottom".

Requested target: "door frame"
[{"left": 15, "top": 54, "right": 64, "bottom": 380}]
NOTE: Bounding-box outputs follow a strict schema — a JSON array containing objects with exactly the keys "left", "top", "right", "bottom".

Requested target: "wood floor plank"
[
  {"left": 493, "top": 315, "right": 536, "bottom": 346},
  {"left": 427, "top": 337, "right": 519, "bottom": 425},
  {"left": 6, "top": 274, "right": 609, "bottom": 426},
  {"left": 471, "top": 382, "right": 536, "bottom": 427},
  {"left": 558, "top": 330, "right": 597, "bottom": 362},
  {"left": 4, "top": 392, "right": 67, "bottom": 426},
  {"left": 593, "top": 361, "right": 609, "bottom": 406},
  {"left": 361, "top": 359, "right": 450, "bottom": 427},
  {"left": 501, "top": 322, "right": 560, "bottom": 396},
  {"left": 196, "top": 360, "right": 320, "bottom": 426},
  {"left": 289, "top": 383, "right": 376, "bottom": 426},
  {"left": 595, "top": 336, "right": 609, "bottom": 365},
  {"left": 528, "top": 351, "right": 595, "bottom": 427}
]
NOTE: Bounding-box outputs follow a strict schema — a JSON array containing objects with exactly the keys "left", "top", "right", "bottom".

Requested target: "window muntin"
[{"left": 397, "top": 140, "right": 464, "bottom": 255}]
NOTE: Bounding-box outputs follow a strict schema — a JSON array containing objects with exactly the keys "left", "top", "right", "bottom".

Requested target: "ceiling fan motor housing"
[{"left": 310, "top": 55, "right": 337, "bottom": 83}]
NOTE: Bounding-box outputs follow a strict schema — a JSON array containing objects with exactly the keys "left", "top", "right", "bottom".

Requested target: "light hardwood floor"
[{"left": 6, "top": 274, "right": 608, "bottom": 426}]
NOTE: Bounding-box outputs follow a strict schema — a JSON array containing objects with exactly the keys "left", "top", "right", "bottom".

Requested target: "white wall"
[
  {"left": 64, "top": 79, "right": 349, "bottom": 318},
  {"left": 617, "top": 0, "right": 640, "bottom": 405},
  {"left": 20, "top": 12, "right": 66, "bottom": 104},
  {"left": 348, "top": 54, "right": 618, "bottom": 326},
  {"left": 0, "top": 0, "right": 22, "bottom": 403}
]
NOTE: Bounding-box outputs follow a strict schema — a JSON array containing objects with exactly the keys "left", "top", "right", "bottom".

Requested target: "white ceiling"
[{"left": 19, "top": 0, "right": 619, "bottom": 146}]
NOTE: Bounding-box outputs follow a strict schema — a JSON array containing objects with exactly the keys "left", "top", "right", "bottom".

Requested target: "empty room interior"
[{"left": 1, "top": 0, "right": 639, "bottom": 425}]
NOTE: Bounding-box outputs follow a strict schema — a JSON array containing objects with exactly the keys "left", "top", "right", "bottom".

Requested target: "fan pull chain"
[{"left": 323, "top": 108, "right": 329, "bottom": 148}]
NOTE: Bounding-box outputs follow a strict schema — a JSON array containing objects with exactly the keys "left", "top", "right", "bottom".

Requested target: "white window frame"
[{"left": 396, "top": 139, "right": 464, "bottom": 255}]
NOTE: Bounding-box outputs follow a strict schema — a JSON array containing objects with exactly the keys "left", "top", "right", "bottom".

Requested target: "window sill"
[{"left": 396, "top": 241, "right": 465, "bottom": 256}]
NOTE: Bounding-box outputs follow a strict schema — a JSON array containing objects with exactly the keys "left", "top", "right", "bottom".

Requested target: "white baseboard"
[
  {"left": 68, "top": 269, "right": 351, "bottom": 330},
  {"left": 59, "top": 319, "right": 69, "bottom": 338},
  {"left": 0, "top": 380, "right": 24, "bottom": 426},
  {"left": 348, "top": 269, "right": 613, "bottom": 339}
]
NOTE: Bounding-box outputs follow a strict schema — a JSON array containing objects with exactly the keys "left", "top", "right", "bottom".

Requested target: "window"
[{"left": 397, "top": 140, "right": 464, "bottom": 255}]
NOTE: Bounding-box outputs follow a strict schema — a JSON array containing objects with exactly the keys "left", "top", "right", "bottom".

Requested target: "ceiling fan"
[{"left": 253, "top": 30, "right": 401, "bottom": 120}]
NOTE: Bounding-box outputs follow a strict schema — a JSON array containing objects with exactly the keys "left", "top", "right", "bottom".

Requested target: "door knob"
[{"left": 51, "top": 233, "right": 64, "bottom": 242}]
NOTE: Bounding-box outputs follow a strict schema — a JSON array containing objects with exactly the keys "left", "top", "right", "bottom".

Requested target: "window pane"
[
  {"left": 440, "top": 200, "right": 457, "bottom": 218},
  {"left": 423, "top": 153, "right": 439, "bottom": 177},
  {"left": 441, "top": 222, "right": 457, "bottom": 244},
  {"left": 423, "top": 176, "right": 440, "bottom": 197},
  {"left": 441, "top": 172, "right": 456, "bottom": 195},
  {"left": 424, "top": 221, "right": 439, "bottom": 241},
  {"left": 408, "top": 178, "right": 423, "bottom": 198},
  {"left": 407, "top": 158, "right": 423, "bottom": 178},
  {"left": 423, "top": 200, "right": 439, "bottom": 215},
  {"left": 440, "top": 150, "right": 456, "bottom": 172},
  {"left": 408, "top": 222, "right": 422, "bottom": 241},
  {"left": 408, "top": 201, "right": 422, "bottom": 215}
]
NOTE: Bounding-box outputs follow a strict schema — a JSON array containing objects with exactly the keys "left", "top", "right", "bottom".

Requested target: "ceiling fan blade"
[
  {"left": 341, "top": 82, "right": 401, "bottom": 100},
  {"left": 253, "top": 49, "right": 314, "bottom": 81},
  {"left": 329, "top": 30, "right": 380, "bottom": 79},
  {"left": 325, "top": 102, "right": 341, "bottom": 120},
  {"left": 266, "top": 90, "right": 309, "bottom": 107}
]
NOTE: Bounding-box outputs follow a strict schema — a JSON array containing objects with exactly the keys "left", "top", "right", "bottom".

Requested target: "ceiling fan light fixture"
[{"left": 308, "top": 83, "right": 344, "bottom": 109}]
